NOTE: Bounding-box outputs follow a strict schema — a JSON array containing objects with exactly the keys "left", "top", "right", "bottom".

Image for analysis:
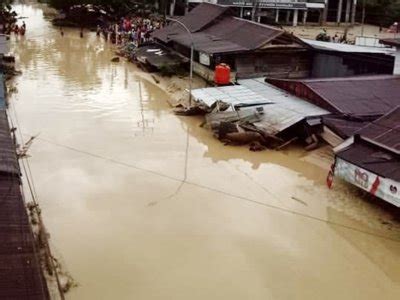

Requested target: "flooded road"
[{"left": 9, "top": 2, "right": 400, "bottom": 299}]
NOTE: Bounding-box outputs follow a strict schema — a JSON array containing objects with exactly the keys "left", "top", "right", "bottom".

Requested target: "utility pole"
[{"left": 166, "top": 17, "right": 194, "bottom": 105}]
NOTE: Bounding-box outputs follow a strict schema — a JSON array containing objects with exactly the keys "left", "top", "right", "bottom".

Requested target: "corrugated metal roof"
[
  {"left": 240, "top": 79, "right": 328, "bottom": 134},
  {"left": 0, "top": 175, "right": 50, "bottom": 299},
  {"left": 170, "top": 31, "right": 247, "bottom": 54},
  {"left": 322, "top": 116, "right": 370, "bottom": 138},
  {"left": 152, "top": 3, "right": 229, "bottom": 43},
  {"left": 0, "top": 110, "right": 19, "bottom": 175},
  {"left": 336, "top": 138, "right": 400, "bottom": 182},
  {"left": 0, "top": 74, "right": 5, "bottom": 110},
  {"left": 203, "top": 17, "right": 283, "bottom": 50},
  {"left": 174, "top": 3, "right": 229, "bottom": 33},
  {"left": 192, "top": 84, "right": 272, "bottom": 107},
  {"left": 152, "top": 3, "right": 296, "bottom": 54},
  {"left": 268, "top": 75, "right": 400, "bottom": 117},
  {"left": 192, "top": 78, "right": 328, "bottom": 134},
  {"left": 303, "top": 39, "right": 395, "bottom": 54},
  {"left": 357, "top": 106, "right": 400, "bottom": 154}
]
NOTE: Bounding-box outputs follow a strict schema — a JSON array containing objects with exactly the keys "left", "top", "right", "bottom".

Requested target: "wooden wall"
[{"left": 235, "top": 50, "right": 312, "bottom": 79}]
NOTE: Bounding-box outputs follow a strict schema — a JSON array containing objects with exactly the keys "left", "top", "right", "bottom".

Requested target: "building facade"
[{"left": 187, "top": 0, "right": 358, "bottom": 26}]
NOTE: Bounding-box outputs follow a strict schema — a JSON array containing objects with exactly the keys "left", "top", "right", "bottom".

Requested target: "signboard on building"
[
  {"left": 334, "top": 158, "right": 400, "bottom": 207},
  {"left": 199, "top": 52, "right": 211, "bottom": 66},
  {"left": 217, "top": 0, "right": 307, "bottom": 9}
]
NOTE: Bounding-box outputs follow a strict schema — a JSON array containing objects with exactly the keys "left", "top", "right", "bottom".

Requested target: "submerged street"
[{"left": 9, "top": 1, "right": 400, "bottom": 299}]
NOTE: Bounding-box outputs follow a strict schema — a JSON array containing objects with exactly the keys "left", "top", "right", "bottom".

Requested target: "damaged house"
[{"left": 266, "top": 75, "right": 400, "bottom": 146}]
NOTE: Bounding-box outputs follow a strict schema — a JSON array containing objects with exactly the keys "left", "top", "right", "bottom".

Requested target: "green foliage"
[{"left": 364, "top": 0, "right": 400, "bottom": 26}]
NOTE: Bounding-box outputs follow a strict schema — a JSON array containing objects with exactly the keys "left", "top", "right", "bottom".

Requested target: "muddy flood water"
[{"left": 8, "top": 1, "right": 400, "bottom": 299}]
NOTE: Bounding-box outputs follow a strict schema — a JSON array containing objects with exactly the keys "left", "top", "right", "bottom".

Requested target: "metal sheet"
[
  {"left": 192, "top": 78, "right": 328, "bottom": 134},
  {"left": 0, "top": 175, "right": 50, "bottom": 299},
  {"left": 268, "top": 75, "right": 400, "bottom": 117},
  {"left": 303, "top": 39, "right": 395, "bottom": 54},
  {"left": 357, "top": 106, "right": 400, "bottom": 153},
  {"left": 152, "top": 3, "right": 296, "bottom": 55},
  {"left": 0, "top": 110, "right": 19, "bottom": 175},
  {"left": 192, "top": 84, "right": 272, "bottom": 107}
]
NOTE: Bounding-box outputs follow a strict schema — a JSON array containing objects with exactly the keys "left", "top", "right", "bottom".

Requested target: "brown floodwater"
[{"left": 9, "top": 1, "right": 400, "bottom": 299}]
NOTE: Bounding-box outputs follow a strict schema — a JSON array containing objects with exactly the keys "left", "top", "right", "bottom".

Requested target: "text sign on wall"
[{"left": 217, "top": 0, "right": 307, "bottom": 9}]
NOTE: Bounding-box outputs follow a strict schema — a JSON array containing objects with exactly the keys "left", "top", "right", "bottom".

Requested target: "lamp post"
[{"left": 166, "top": 17, "right": 194, "bottom": 106}]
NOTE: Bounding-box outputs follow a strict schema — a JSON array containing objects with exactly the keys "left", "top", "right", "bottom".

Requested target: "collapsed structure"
[
  {"left": 140, "top": 4, "right": 400, "bottom": 207},
  {"left": 267, "top": 75, "right": 400, "bottom": 145}
]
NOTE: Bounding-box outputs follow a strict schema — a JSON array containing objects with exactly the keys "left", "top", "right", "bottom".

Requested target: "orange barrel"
[{"left": 214, "top": 63, "right": 231, "bottom": 85}]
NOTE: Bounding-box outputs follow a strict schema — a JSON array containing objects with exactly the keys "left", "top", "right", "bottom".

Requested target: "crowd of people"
[
  {"left": 1, "top": 10, "right": 26, "bottom": 36},
  {"left": 96, "top": 16, "right": 165, "bottom": 46},
  {"left": 9, "top": 21, "right": 26, "bottom": 35}
]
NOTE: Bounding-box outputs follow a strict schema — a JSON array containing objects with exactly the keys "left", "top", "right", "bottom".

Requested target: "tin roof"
[
  {"left": 0, "top": 74, "right": 5, "bottom": 110},
  {"left": 303, "top": 39, "right": 395, "bottom": 54},
  {"left": 322, "top": 115, "right": 370, "bottom": 139},
  {"left": 153, "top": 3, "right": 302, "bottom": 54},
  {"left": 0, "top": 175, "right": 50, "bottom": 299},
  {"left": 152, "top": 3, "right": 229, "bottom": 43},
  {"left": 192, "top": 78, "right": 328, "bottom": 135},
  {"left": 336, "top": 138, "right": 400, "bottom": 182},
  {"left": 0, "top": 111, "right": 19, "bottom": 175},
  {"left": 267, "top": 75, "right": 400, "bottom": 117},
  {"left": 357, "top": 106, "right": 400, "bottom": 154}
]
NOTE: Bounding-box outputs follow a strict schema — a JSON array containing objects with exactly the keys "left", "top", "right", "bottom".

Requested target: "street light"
[{"left": 166, "top": 17, "right": 194, "bottom": 106}]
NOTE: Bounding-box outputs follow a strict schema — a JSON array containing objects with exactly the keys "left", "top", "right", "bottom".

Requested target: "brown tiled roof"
[{"left": 152, "top": 3, "right": 229, "bottom": 43}]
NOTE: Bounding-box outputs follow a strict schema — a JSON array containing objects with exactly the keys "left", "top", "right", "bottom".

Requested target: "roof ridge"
[{"left": 231, "top": 16, "right": 284, "bottom": 32}]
